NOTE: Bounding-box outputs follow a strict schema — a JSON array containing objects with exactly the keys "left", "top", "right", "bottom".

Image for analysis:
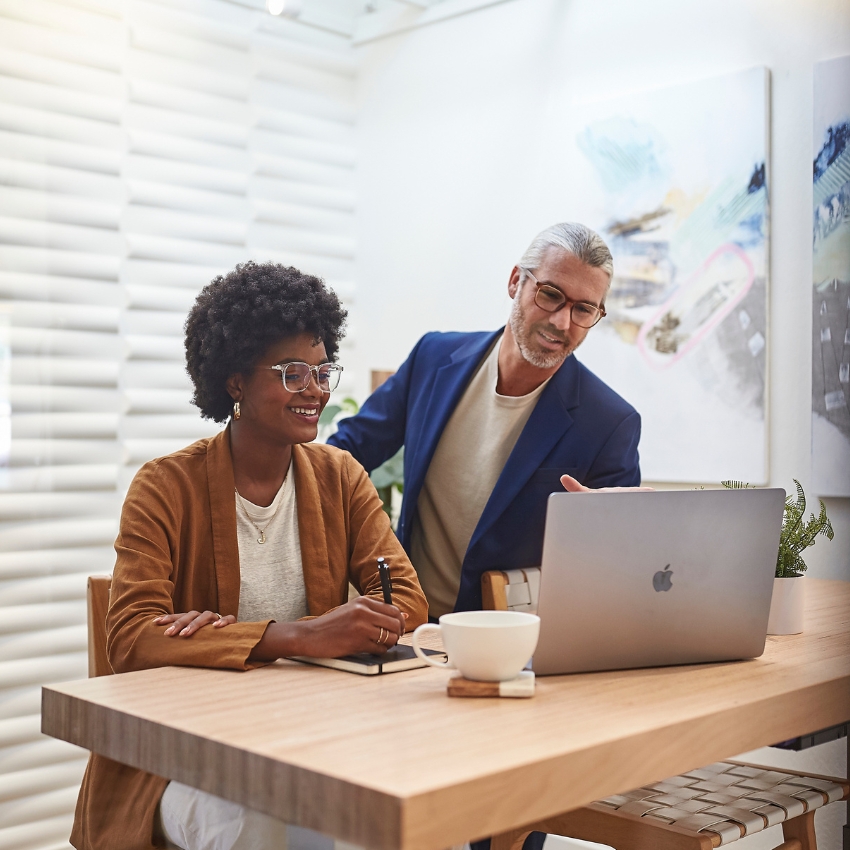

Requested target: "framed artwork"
[
  {"left": 558, "top": 68, "right": 770, "bottom": 483},
  {"left": 812, "top": 55, "right": 850, "bottom": 497}
]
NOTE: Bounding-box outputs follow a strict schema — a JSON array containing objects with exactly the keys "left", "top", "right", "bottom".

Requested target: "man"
[{"left": 330, "top": 222, "right": 641, "bottom": 617}]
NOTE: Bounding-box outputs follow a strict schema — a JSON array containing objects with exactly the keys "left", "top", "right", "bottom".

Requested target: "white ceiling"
[{"left": 226, "top": 0, "right": 516, "bottom": 44}]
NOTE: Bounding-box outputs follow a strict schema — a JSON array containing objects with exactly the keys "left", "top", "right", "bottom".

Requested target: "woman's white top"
[
  {"left": 235, "top": 464, "right": 309, "bottom": 623},
  {"left": 410, "top": 335, "right": 551, "bottom": 618}
]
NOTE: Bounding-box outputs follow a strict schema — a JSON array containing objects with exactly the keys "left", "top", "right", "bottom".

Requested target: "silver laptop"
[{"left": 532, "top": 488, "right": 786, "bottom": 675}]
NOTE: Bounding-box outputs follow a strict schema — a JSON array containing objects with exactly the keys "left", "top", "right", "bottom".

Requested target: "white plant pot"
[{"left": 767, "top": 577, "right": 805, "bottom": 635}]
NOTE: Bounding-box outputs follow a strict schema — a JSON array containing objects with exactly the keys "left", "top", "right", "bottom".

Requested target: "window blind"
[{"left": 0, "top": 1, "right": 356, "bottom": 846}]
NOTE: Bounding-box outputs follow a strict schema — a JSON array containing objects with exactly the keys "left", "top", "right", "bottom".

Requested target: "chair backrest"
[
  {"left": 481, "top": 568, "right": 540, "bottom": 613},
  {"left": 87, "top": 575, "right": 113, "bottom": 678}
]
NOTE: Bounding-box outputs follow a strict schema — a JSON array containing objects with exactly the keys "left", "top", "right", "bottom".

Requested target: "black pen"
[{"left": 377, "top": 557, "right": 393, "bottom": 605}]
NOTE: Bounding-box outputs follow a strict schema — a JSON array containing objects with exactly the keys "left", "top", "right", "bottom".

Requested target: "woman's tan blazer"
[{"left": 71, "top": 430, "right": 427, "bottom": 850}]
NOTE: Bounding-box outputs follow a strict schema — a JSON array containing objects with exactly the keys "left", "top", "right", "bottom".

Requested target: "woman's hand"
[
  {"left": 560, "top": 474, "right": 655, "bottom": 493},
  {"left": 249, "top": 597, "right": 406, "bottom": 662},
  {"left": 304, "top": 596, "right": 407, "bottom": 656},
  {"left": 153, "top": 611, "right": 237, "bottom": 638}
]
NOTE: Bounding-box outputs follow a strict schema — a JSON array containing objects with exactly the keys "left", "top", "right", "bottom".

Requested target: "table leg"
[
  {"left": 781, "top": 811, "right": 815, "bottom": 850},
  {"left": 845, "top": 730, "right": 849, "bottom": 850},
  {"left": 492, "top": 809, "right": 714, "bottom": 850},
  {"left": 491, "top": 830, "right": 532, "bottom": 850}
]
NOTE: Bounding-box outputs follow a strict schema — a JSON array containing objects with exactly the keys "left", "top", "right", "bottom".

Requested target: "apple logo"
[{"left": 653, "top": 565, "right": 673, "bottom": 592}]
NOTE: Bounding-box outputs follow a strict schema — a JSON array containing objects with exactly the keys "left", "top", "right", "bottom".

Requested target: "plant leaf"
[
  {"left": 370, "top": 447, "right": 404, "bottom": 489},
  {"left": 774, "top": 479, "right": 833, "bottom": 577},
  {"left": 319, "top": 404, "right": 341, "bottom": 425}
]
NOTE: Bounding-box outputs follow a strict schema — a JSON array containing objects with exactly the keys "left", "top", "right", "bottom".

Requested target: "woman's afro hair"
[{"left": 185, "top": 261, "right": 348, "bottom": 423}]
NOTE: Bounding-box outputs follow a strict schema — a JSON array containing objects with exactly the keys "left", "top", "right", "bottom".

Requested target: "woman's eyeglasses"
[
  {"left": 522, "top": 268, "right": 606, "bottom": 329},
  {"left": 267, "top": 362, "right": 343, "bottom": 393}
]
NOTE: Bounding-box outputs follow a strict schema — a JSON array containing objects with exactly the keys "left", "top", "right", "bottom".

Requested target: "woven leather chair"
[{"left": 482, "top": 568, "right": 849, "bottom": 850}]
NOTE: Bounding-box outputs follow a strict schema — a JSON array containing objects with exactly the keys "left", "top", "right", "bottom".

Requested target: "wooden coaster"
[{"left": 447, "top": 671, "right": 535, "bottom": 698}]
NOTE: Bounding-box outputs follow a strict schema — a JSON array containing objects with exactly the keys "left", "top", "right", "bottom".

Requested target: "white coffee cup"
[{"left": 411, "top": 610, "right": 540, "bottom": 682}]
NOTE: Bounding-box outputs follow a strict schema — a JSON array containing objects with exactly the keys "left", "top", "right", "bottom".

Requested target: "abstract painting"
[
  {"left": 566, "top": 68, "right": 769, "bottom": 483},
  {"left": 812, "top": 55, "right": 850, "bottom": 497}
]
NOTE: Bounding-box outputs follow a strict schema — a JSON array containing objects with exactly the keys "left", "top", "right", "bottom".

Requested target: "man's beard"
[{"left": 509, "top": 293, "right": 575, "bottom": 369}]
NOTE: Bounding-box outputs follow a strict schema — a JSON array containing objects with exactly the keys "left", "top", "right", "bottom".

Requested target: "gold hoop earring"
[{"left": 233, "top": 401, "right": 241, "bottom": 420}]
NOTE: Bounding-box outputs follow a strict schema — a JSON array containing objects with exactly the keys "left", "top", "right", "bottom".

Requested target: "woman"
[{"left": 71, "top": 262, "right": 428, "bottom": 850}]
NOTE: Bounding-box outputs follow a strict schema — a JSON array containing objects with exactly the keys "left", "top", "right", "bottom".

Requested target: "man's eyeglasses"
[
  {"left": 521, "top": 268, "right": 606, "bottom": 329},
  {"left": 267, "top": 362, "right": 343, "bottom": 393}
]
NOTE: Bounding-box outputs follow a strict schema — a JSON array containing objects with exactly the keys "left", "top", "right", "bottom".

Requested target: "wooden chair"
[
  {"left": 87, "top": 575, "right": 113, "bottom": 678},
  {"left": 482, "top": 569, "right": 849, "bottom": 850}
]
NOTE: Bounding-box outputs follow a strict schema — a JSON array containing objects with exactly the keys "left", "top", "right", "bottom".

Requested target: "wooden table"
[{"left": 42, "top": 579, "right": 850, "bottom": 850}]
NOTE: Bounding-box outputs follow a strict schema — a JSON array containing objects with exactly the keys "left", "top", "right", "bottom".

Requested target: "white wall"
[
  {"left": 354, "top": 5, "right": 849, "bottom": 846},
  {"left": 353, "top": 0, "right": 850, "bottom": 581}
]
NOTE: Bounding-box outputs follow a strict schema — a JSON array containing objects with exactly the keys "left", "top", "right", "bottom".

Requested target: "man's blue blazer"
[{"left": 328, "top": 329, "right": 641, "bottom": 611}]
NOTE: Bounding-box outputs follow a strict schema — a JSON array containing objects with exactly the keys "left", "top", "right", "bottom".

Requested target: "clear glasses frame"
[
  {"left": 267, "top": 362, "right": 343, "bottom": 393},
  {"left": 521, "top": 268, "right": 607, "bottom": 329}
]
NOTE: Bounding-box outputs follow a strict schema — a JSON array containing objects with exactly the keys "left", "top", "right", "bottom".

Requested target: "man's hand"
[{"left": 560, "top": 473, "right": 655, "bottom": 493}]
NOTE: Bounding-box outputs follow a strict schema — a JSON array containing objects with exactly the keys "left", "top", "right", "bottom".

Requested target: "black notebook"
[{"left": 289, "top": 644, "right": 446, "bottom": 676}]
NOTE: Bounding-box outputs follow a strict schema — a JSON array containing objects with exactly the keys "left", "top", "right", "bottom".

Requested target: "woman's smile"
[{"left": 287, "top": 404, "right": 320, "bottom": 421}]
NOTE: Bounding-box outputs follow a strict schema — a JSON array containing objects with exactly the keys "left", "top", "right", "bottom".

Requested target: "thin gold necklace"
[{"left": 235, "top": 487, "right": 281, "bottom": 544}]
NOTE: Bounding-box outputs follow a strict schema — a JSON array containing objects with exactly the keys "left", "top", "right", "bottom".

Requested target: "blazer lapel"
[
  {"left": 467, "top": 355, "right": 582, "bottom": 553},
  {"left": 403, "top": 331, "right": 502, "bottom": 512},
  {"left": 291, "top": 444, "right": 334, "bottom": 616},
  {"left": 206, "top": 427, "right": 240, "bottom": 617}
]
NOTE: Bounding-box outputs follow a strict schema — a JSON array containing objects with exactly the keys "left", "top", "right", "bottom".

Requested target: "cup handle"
[{"left": 411, "top": 623, "right": 454, "bottom": 668}]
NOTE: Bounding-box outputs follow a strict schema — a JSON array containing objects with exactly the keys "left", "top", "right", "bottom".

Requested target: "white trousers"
[{"left": 158, "top": 781, "right": 334, "bottom": 850}]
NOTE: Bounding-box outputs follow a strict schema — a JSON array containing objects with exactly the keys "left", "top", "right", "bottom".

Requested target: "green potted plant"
[
  {"left": 723, "top": 479, "right": 833, "bottom": 634},
  {"left": 369, "top": 447, "right": 404, "bottom": 524},
  {"left": 319, "top": 398, "right": 404, "bottom": 523},
  {"left": 317, "top": 395, "right": 360, "bottom": 443}
]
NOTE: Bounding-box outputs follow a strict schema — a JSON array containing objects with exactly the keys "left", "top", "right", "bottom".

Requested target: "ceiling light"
[{"left": 267, "top": 0, "right": 303, "bottom": 16}]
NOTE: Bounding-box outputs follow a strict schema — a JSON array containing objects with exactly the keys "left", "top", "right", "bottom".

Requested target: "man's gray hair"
[{"left": 518, "top": 222, "right": 613, "bottom": 280}]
